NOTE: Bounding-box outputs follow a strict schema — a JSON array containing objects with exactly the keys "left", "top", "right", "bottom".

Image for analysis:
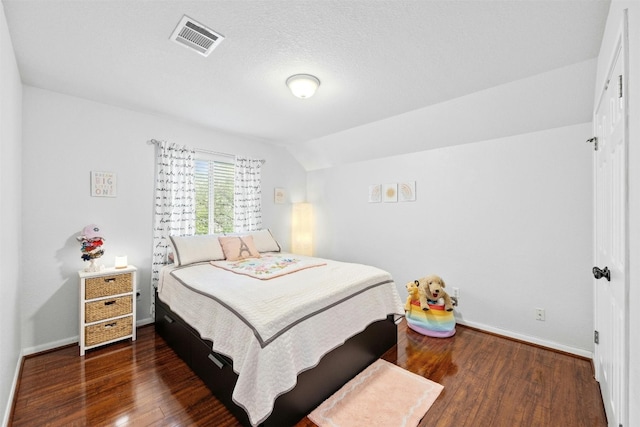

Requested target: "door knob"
[{"left": 593, "top": 266, "right": 611, "bottom": 281}]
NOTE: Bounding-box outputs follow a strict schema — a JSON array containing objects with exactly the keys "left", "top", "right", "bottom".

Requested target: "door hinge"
[
  {"left": 618, "top": 75, "right": 623, "bottom": 98},
  {"left": 587, "top": 137, "right": 598, "bottom": 151},
  {"left": 594, "top": 330, "right": 599, "bottom": 344}
]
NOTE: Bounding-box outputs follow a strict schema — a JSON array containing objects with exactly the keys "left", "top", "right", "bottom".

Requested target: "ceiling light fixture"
[{"left": 286, "top": 74, "right": 320, "bottom": 99}]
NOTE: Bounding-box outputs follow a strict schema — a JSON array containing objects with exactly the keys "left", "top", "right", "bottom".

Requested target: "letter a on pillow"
[{"left": 219, "top": 235, "right": 261, "bottom": 261}]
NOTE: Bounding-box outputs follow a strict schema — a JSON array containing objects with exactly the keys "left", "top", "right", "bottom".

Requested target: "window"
[{"left": 194, "top": 157, "right": 235, "bottom": 234}]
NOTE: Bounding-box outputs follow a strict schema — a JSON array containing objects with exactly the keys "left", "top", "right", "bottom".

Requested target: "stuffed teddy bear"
[
  {"left": 404, "top": 280, "right": 421, "bottom": 312},
  {"left": 417, "top": 274, "right": 454, "bottom": 312}
]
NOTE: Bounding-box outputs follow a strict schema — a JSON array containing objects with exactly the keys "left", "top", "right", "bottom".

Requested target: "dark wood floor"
[{"left": 10, "top": 322, "right": 607, "bottom": 426}]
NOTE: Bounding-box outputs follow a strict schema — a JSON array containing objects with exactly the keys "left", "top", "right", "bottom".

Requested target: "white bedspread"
[{"left": 157, "top": 253, "right": 404, "bottom": 426}]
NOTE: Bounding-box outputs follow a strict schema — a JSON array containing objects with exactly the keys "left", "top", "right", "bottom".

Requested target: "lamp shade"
[
  {"left": 286, "top": 74, "right": 320, "bottom": 99},
  {"left": 291, "top": 203, "right": 313, "bottom": 256},
  {"left": 114, "top": 255, "right": 128, "bottom": 269}
]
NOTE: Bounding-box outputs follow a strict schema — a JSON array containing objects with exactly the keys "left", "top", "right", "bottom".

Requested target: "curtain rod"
[{"left": 148, "top": 139, "right": 265, "bottom": 164}]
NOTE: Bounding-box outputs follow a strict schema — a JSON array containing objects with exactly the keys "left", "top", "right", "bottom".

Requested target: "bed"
[{"left": 153, "top": 230, "right": 404, "bottom": 426}]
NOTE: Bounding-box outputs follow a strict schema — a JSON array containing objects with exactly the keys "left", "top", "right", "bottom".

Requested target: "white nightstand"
[{"left": 78, "top": 265, "right": 137, "bottom": 356}]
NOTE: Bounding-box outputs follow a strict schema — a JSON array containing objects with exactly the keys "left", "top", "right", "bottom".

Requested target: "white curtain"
[
  {"left": 151, "top": 140, "right": 196, "bottom": 307},
  {"left": 234, "top": 156, "right": 263, "bottom": 232}
]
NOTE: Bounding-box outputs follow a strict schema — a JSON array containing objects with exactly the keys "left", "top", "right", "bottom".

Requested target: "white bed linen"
[{"left": 157, "top": 253, "right": 404, "bottom": 426}]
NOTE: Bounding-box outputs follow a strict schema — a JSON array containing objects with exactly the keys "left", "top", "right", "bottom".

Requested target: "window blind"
[{"left": 194, "top": 159, "right": 235, "bottom": 234}]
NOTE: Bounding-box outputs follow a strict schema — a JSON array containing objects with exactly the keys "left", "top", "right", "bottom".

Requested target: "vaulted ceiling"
[{"left": 3, "top": 0, "right": 610, "bottom": 149}]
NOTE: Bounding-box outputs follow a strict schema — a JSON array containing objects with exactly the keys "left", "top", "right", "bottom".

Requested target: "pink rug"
[{"left": 309, "top": 359, "right": 443, "bottom": 427}]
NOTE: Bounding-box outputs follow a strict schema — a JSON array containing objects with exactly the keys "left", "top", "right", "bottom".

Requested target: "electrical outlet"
[
  {"left": 452, "top": 287, "right": 460, "bottom": 298},
  {"left": 535, "top": 308, "right": 545, "bottom": 321}
]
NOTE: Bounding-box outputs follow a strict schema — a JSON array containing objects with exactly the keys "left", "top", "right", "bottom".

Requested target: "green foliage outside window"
[{"left": 195, "top": 159, "right": 235, "bottom": 235}]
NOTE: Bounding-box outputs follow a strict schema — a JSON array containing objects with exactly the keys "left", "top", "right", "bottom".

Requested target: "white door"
[{"left": 593, "top": 13, "right": 628, "bottom": 427}]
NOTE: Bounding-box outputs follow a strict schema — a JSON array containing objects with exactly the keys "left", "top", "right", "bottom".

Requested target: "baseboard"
[
  {"left": 22, "top": 336, "right": 78, "bottom": 356},
  {"left": 2, "top": 349, "right": 23, "bottom": 427},
  {"left": 21, "top": 317, "right": 154, "bottom": 356},
  {"left": 137, "top": 316, "right": 154, "bottom": 327},
  {"left": 456, "top": 319, "right": 593, "bottom": 359}
]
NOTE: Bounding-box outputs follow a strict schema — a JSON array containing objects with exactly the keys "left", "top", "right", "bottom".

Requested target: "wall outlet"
[
  {"left": 535, "top": 308, "right": 545, "bottom": 321},
  {"left": 451, "top": 287, "right": 460, "bottom": 298}
]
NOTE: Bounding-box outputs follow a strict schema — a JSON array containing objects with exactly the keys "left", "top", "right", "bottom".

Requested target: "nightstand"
[{"left": 78, "top": 265, "right": 137, "bottom": 356}]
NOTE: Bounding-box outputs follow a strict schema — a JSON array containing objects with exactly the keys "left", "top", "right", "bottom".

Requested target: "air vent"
[{"left": 170, "top": 15, "right": 224, "bottom": 57}]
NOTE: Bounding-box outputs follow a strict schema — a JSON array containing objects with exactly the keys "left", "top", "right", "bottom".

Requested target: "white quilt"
[{"left": 157, "top": 253, "right": 404, "bottom": 426}]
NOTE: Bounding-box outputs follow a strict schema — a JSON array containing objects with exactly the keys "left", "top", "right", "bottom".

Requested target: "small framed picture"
[
  {"left": 399, "top": 181, "right": 416, "bottom": 202},
  {"left": 91, "top": 171, "right": 117, "bottom": 197},
  {"left": 383, "top": 183, "right": 398, "bottom": 202},
  {"left": 274, "top": 187, "right": 286, "bottom": 204},
  {"left": 368, "top": 184, "right": 381, "bottom": 203}
]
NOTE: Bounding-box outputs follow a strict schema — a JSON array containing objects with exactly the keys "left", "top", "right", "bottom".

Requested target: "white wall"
[
  {"left": 308, "top": 123, "right": 593, "bottom": 355},
  {"left": 20, "top": 86, "right": 306, "bottom": 353},
  {"left": 289, "top": 59, "right": 596, "bottom": 171},
  {"left": 596, "top": 2, "right": 640, "bottom": 425},
  {"left": 0, "top": 1, "right": 22, "bottom": 425}
]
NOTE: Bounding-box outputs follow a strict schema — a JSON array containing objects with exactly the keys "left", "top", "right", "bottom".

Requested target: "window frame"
[{"left": 194, "top": 152, "right": 235, "bottom": 235}]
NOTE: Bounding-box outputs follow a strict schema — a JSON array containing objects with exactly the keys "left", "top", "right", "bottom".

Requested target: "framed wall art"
[
  {"left": 91, "top": 171, "right": 117, "bottom": 197},
  {"left": 383, "top": 183, "right": 398, "bottom": 202},
  {"left": 274, "top": 187, "right": 286, "bottom": 204},
  {"left": 398, "top": 181, "right": 416, "bottom": 202},
  {"left": 368, "top": 184, "right": 381, "bottom": 203}
]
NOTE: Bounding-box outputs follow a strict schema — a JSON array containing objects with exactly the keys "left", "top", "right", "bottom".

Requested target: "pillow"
[
  {"left": 169, "top": 234, "right": 225, "bottom": 266},
  {"left": 225, "top": 229, "right": 281, "bottom": 253},
  {"left": 218, "top": 235, "right": 262, "bottom": 261},
  {"left": 252, "top": 229, "right": 281, "bottom": 252}
]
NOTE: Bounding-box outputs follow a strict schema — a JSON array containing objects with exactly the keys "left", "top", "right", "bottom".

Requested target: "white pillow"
[
  {"left": 169, "top": 234, "right": 225, "bottom": 266},
  {"left": 225, "top": 229, "right": 281, "bottom": 253},
  {"left": 251, "top": 229, "right": 281, "bottom": 252}
]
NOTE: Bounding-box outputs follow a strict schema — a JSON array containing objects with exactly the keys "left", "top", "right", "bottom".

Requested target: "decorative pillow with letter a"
[{"left": 218, "top": 235, "right": 262, "bottom": 261}]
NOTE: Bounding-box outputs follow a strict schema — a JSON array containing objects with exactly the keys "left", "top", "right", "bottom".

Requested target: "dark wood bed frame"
[{"left": 154, "top": 291, "right": 398, "bottom": 426}]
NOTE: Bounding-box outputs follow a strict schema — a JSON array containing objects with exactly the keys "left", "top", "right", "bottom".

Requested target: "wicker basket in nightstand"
[{"left": 78, "top": 266, "right": 137, "bottom": 355}]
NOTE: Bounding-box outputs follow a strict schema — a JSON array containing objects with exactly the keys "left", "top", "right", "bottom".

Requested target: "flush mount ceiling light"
[{"left": 286, "top": 74, "right": 320, "bottom": 99}]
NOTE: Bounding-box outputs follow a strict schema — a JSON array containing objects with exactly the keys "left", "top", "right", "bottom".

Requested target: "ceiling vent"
[{"left": 170, "top": 15, "right": 224, "bottom": 57}]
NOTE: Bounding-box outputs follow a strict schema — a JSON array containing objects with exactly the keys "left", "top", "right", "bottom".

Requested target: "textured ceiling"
[{"left": 3, "top": 0, "right": 610, "bottom": 146}]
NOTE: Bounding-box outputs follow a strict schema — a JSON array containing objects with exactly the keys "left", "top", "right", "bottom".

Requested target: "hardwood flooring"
[{"left": 10, "top": 322, "right": 607, "bottom": 426}]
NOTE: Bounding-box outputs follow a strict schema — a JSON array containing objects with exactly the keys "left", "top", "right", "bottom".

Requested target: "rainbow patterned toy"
[{"left": 405, "top": 300, "right": 456, "bottom": 337}]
